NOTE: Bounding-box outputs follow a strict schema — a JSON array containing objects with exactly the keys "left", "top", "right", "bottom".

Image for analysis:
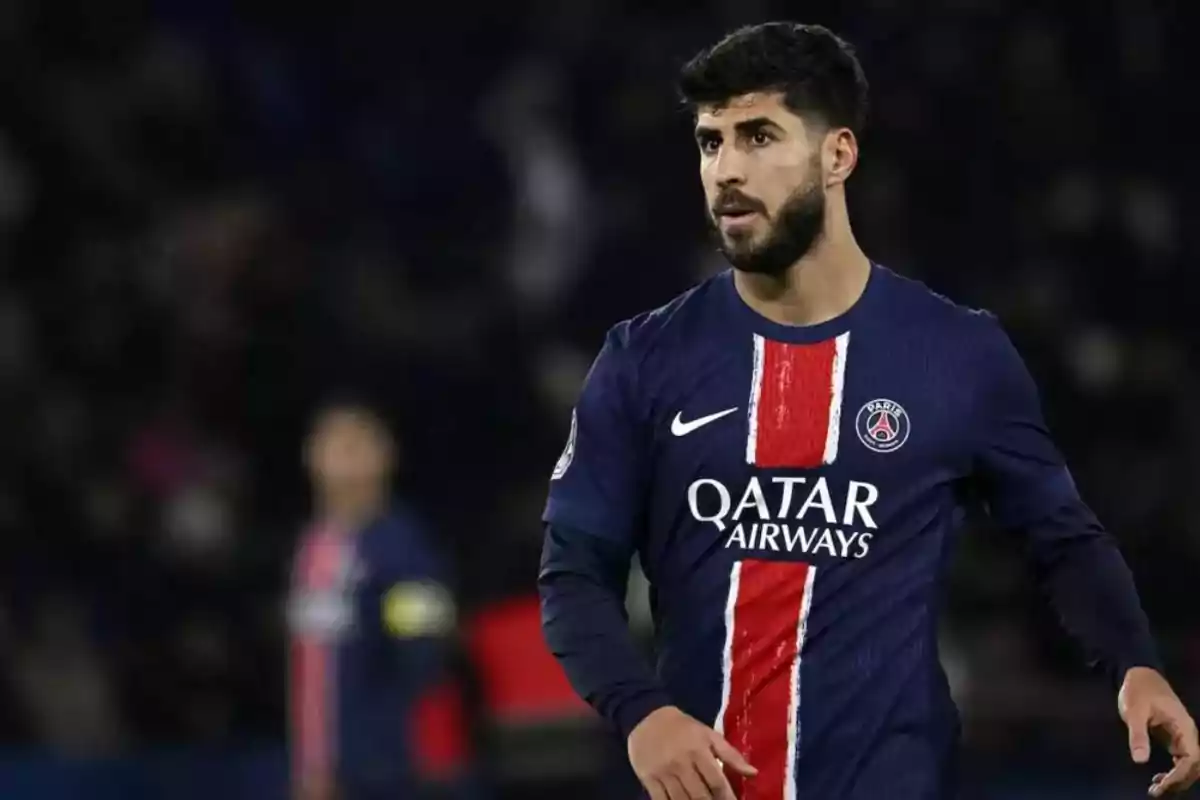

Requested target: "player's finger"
[
  {"left": 694, "top": 755, "right": 736, "bottom": 800},
  {"left": 709, "top": 732, "right": 758, "bottom": 776},
  {"left": 674, "top": 761, "right": 714, "bottom": 799},
  {"left": 1172, "top": 717, "right": 1200, "bottom": 763},
  {"left": 1154, "top": 718, "right": 1200, "bottom": 793},
  {"left": 1154, "top": 757, "right": 1200, "bottom": 795},
  {"left": 645, "top": 777, "right": 670, "bottom": 800},
  {"left": 1150, "top": 762, "right": 1188, "bottom": 797},
  {"left": 1127, "top": 706, "right": 1152, "bottom": 764},
  {"left": 663, "top": 773, "right": 695, "bottom": 800}
]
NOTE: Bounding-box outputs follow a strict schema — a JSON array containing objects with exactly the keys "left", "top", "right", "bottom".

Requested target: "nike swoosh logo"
[{"left": 671, "top": 407, "right": 739, "bottom": 437}]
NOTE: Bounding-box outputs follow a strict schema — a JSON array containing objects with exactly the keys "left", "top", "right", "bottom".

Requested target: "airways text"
[{"left": 687, "top": 475, "right": 879, "bottom": 559}]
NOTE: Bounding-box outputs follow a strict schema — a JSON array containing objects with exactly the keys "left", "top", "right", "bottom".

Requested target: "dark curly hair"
[{"left": 678, "top": 22, "right": 869, "bottom": 135}]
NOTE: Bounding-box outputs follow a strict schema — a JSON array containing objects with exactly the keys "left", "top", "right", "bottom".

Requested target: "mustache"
[{"left": 712, "top": 189, "right": 766, "bottom": 217}]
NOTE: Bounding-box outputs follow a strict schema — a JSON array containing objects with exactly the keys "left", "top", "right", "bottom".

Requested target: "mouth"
[{"left": 718, "top": 209, "right": 758, "bottom": 226}]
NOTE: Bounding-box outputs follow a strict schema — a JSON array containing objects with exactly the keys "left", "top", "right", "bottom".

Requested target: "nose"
[
  {"left": 716, "top": 173, "right": 744, "bottom": 191},
  {"left": 712, "top": 147, "right": 747, "bottom": 189}
]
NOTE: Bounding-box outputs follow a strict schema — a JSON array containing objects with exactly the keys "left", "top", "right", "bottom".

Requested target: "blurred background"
[{"left": 0, "top": 0, "right": 1195, "bottom": 797}]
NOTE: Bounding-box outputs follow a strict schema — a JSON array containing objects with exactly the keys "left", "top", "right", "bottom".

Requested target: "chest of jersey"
[
  {"left": 645, "top": 330, "right": 974, "bottom": 566},
  {"left": 289, "top": 538, "right": 382, "bottom": 646}
]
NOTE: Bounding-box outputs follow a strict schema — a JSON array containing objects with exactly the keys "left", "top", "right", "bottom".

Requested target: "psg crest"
[{"left": 855, "top": 398, "right": 910, "bottom": 454}]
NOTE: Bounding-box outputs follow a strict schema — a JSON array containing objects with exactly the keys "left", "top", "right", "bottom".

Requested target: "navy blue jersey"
[
  {"left": 540, "top": 264, "right": 1159, "bottom": 799},
  {"left": 289, "top": 506, "right": 455, "bottom": 798}
]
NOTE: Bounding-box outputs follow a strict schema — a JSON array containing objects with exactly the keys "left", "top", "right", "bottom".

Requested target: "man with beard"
[{"left": 538, "top": 21, "right": 1199, "bottom": 800}]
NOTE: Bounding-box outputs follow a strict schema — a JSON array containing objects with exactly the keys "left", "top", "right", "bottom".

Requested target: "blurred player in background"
[
  {"left": 289, "top": 399, "right": 467, "bottom": 800},
  {"left": 539, "top": 21, "right": 1199, "bottom": 800}
]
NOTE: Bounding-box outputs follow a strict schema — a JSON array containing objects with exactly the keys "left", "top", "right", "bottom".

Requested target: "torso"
[{"left": 628, "top": 265, "right": 988, "bottom": 798}]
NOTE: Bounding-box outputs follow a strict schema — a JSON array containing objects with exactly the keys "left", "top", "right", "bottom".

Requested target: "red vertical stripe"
[
  {"left": 289, "top": 530, "right": 342, "bottom": 788},
  {"left": 293, "top": 637, "right": 331, "bottom": 783},
  {"left": 719, "top": 559, "right": 814, "bottom": 800},
  {"left": 753, "top": 338, "right": 837, "bottom": 468},
  {"left": 753, "top": 338, "right": 840, "bottom": 470}
]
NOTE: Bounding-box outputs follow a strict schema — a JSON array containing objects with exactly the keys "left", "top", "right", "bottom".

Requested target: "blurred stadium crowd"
[{"left": 0, "top": 0, "right": 1196, "bottom": 792}]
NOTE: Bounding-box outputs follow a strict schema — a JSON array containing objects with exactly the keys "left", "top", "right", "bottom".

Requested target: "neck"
[
  {"left": 733, "top": 203, "right": 870, "bottom": 327},
  {"left": 317, "top": 489, "right": 386, "bottom": 534}
]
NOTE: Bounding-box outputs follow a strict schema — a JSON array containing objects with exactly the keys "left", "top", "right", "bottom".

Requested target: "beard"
[{"left": 709, "top": 178, "right": 827, "bottom": 277}]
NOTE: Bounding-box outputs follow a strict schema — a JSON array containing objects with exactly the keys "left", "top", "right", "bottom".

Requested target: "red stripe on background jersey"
[
  {"left": 292, "top": 631, "right": 330, "bottom": 786},
  {"left": 746, "top": 333, "right": 849, "bottom": 468},
  {"left": 290, "top": 528, "right": 343, "bottom": 788},
  {"left": 716, "top": 559, "right": 817, "bottom": 800}
]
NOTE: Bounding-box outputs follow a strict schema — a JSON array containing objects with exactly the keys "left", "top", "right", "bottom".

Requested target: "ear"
[{"left": 825, "top": 128, "right": 858, "bottom": 187}]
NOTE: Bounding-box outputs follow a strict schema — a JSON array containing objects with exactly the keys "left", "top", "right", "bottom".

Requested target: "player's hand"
[
  {"left": 628, "top": 705, "right": 756, "bottom": 799},
  {"left": 1118, "top": 667, "right": 1200, "bottom": 796}
]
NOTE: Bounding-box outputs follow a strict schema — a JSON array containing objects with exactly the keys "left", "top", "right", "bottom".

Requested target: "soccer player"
[
  {"left": 538, "top": 21, "right": 1200, "bottom": 800},
  {"left": 289, "top": 401, "right": 458, "bottom": 800}
]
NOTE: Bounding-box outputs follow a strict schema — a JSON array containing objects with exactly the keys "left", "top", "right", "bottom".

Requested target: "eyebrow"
[{"left": 694, "top": 116, "right": 781, "bottom": 140}]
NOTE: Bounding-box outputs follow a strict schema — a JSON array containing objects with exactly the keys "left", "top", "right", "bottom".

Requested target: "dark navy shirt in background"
[
  {"left": 540, "top": 264, "right": 1159, "bottom": 799},
  {"left": 289, "top": 506, "right": 454, "bottom": 800}
]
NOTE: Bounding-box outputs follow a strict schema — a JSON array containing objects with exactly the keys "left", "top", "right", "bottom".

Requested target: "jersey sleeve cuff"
[
  {"left": 1114, "top": 648, "right": 1165, "bottom": 688},
  {"left": 613, "top": 688, "right": 674, "bottom": 741}
]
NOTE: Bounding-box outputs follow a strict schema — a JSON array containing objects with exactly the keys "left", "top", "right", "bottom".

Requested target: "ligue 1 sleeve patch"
[
  {"left": 551, "top": 409, "right": 577, "bottom": 480},
  {"left": 382, "top": 582, "right": 455, "bottom": 638}
]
